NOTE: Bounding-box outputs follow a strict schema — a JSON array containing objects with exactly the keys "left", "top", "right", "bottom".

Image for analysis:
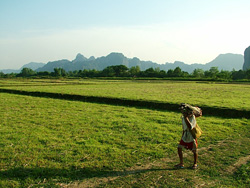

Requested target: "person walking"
[{"left": 175, "top": 103, "right": 202, "bottom": 169}]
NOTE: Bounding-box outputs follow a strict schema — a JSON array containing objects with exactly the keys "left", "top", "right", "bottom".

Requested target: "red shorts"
[{"left": 178, "top": 139, "right": 198, "bottom": 151}]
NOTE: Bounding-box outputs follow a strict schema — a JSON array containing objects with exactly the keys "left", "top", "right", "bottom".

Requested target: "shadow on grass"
[{"left": 0, "top": 166, "right": 178, "bottom": 181}]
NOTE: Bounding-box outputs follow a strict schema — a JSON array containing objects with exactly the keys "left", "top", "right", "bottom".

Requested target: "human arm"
[
  {"left": 183, "top": 112, "right": 196, "bottom": 130},
  {"left": 184, "top": 116, "right": 192, "bottom": 130}
]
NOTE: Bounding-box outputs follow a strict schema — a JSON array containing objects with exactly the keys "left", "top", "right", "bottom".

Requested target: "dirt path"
[
  {"left": 58, "top": 140, "right": 250, "bottom": 188},
  {"left": 226, "top": 155, "right": 250, "bottom": 173}
]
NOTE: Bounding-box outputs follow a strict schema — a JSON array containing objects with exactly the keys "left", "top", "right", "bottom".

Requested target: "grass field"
[
  {"left": 1, "top": 79, "right": 250, "bottom": 111},
  {"left": 0, "top": 79, "right": 250, "bottom": 187}
]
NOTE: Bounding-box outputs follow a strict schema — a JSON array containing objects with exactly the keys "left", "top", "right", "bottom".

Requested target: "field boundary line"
[{"left": 0, "top": 88, "right": 249, "bottom": 118}]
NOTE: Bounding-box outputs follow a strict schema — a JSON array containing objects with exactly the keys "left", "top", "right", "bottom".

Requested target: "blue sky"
[{"left": 0, "top": 0, "right": 250, "bottom": 69}]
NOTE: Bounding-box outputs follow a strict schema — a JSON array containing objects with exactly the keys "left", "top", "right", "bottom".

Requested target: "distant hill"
[
  {"left": 1, "top": 53, "right": 244, "bottom": 74},
  {"left": 0, "top": 62, "right": 45, "bottom": 74},
  {"left": 36, "top": 52, "right": 244, "bottom": 73},
  {"left": 0, "top": 69, "right": 20, "bottom": 74},
  {"left": 20, "top": 62, "right": 46, "bottom": 70},
  {"left": 243, "top": 46, "right": 250, "bottom": 70},
  {"left": 200, "top": 53, "right": 244, "bottom": 71}
]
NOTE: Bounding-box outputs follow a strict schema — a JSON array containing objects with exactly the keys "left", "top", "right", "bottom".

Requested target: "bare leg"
[
  {"left": 178, "top": 147, "right": 184, "bottom": 165},
  {"left": 193, "top": 151, "right": 198, "bottom": 164},
  {"left": 193, "top": 150, "right": 198, "bottom": 169}
]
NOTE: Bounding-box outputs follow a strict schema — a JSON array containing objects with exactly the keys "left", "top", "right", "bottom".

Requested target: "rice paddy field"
[{"left": 0, "top": 79, "right": 249, "bottom": 187}]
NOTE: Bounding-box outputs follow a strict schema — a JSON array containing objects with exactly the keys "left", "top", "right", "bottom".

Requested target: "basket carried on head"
[{"left": 179, "top": 103, "right": 202, "bottom": 117}]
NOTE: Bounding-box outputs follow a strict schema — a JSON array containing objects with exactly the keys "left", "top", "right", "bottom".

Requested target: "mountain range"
[
  {"left": 0, "top": 52, "right": 244, "bottom": 74},
  {"left": 1, "top": 62, "right": 46, "bottom": 74}
]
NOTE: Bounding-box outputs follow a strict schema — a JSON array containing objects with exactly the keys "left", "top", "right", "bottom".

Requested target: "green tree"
[
  {"left": 167, "top": 69, "right": 174, "bottom": 77},
  {"left": 129, "top": 66, "right": 141, "bottom": 77},
  {"left": 20, "top": 68, "right": 36, "bottom": 77},
  {"left": 173, "top": 67, "right": 182, "bottom": 77},
  {"left": 80, "top": 69, "right": 89, "bottom": 77},
  {"left": 61, "top": 68, "right": 67, "bottom": 77},
  {"left": 246, "top": 69, "right": 250, "bottom": 79},
  {"left": 37, "top": 71, "right": 50, "bottom": 77},
  {"left": 0, "top": 72, "right": 4, "bottom": 78},
  {"left": 88, "top": 69, "right": 99, "bottom": 77},
  {"left": 182, "top": 71, "right": 190, "bottom": 78},
  {"left": 205, "top": 67, "right": 219, "bottom": 78},
  {"left": 102, "top": 65, "right": 128, "bottom": 77},
  {"left": 113, "top": 65, "right": 129, "bottom": 77},
  {"left": 6, "top": 73, "right": 17, "bottom": 78},
  {"left": 53, "top": 68, "right": 67, "bottom": 77},
  {"left": 232, "top": 70, "right": 246, "bottom": 80},
  {"left": 159, "top": 70, "right": 167, "bottom": 78},
  {"left": 54, "top": 68, "right": 61, "bottom": 77},
  {"left": 217, "top": 70, "right": 232, "bottom": 80},
  {"left": 102, "top": 66, "right": 116, "bottom": 77},
  {"left": 192, "top": 69, "right": 204, "bottom": 78},
  {"left": 144, "top": 68, "right": 156, "bottom": 77}
]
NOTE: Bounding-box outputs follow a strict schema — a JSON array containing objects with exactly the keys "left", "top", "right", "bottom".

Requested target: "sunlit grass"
[
  {"left": 0, "top": 92, "right": 249, "bottom": 187},
  {"left": 1, "top": 79, "right": 250, "bottom": 187},
  {"left": 1, "top": 79, "right": 249, "bottom": 110}
]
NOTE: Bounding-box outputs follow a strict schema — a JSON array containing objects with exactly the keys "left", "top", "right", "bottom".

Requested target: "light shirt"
[{"left": 181, "top": 115, "right": 196, "bottom": 142}]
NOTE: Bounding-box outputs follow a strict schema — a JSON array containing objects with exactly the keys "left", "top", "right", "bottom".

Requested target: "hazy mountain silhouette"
[
  {"left": 243, "top": 46, "right": 250, "bottom": 71},
  {"left": 203, "top": 53, "right": 244, "bottom": 70},
  {"left": 1, "top": 52, "right": 244, "bottom": 74},
  {"left": 36, "top": 52, "right": 243, "bottom": 73},
  {"left": 20, "top": 62, "right": 46, "bottom": 70},
  {"left": 0, "top": 62, "right": 45, "bottom": 74}
]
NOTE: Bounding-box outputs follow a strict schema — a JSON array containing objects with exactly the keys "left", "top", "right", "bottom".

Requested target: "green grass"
[
  {"left": 234, "top": 162, "right": 250, "bottom": 185},
  {"left": 0, "top": 79, "right": 250, "bottom": 187},
  {"left": 1, "top": 79, "right": 250, "bottom": 110}
]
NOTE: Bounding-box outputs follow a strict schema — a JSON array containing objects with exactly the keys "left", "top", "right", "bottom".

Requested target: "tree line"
[{"left": 1, "top": 65, "right": 250, "bottom": 81}]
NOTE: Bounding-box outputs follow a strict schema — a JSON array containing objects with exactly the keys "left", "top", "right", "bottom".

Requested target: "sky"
[{"left": 0, "top": 0, "right": 250, "bottom": 69}]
